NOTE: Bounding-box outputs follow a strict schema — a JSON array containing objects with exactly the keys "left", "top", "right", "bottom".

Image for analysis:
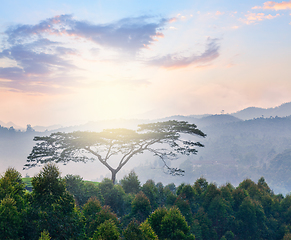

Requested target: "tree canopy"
[
  {"left": 25, "top": 120, "right": 206, "bottom": 183},
  {"left": 1, "top": 165, "right": 291, "bottom": 240}
]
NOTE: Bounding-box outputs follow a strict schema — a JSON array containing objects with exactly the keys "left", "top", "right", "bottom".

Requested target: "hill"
[
  {"left": 2, "top": 108, "right": 291, "bottom": 194},
  {"left": 231, "top": 102, "right": 291, "bottom": 120}
]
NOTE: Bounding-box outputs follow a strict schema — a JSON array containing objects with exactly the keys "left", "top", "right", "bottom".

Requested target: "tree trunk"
[{"left": 111, "top": 169, "right": 117, "bottom": 184}]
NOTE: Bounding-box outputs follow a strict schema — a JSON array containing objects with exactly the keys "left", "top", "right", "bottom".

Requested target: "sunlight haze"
[{"left": 0, "top": 0, "right": 291, "bottom": 127}]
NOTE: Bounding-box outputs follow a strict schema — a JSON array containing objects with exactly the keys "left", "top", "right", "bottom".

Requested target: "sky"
[{"left": 0, "top": 0, "right": 291, "bottom": 128}]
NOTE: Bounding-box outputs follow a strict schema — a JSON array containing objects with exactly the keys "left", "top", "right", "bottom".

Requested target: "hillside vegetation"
[{"left": 2, "top": 164, "right": 291, "bottom": 240}]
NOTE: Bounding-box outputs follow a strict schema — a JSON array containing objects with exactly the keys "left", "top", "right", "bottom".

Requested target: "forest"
[{"left": 2, "top": 163, "right": 291, "bottom": 240}]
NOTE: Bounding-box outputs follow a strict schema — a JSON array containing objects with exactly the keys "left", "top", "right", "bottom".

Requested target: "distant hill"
[
  {"left": 0, "top": 120, "right": 24, "bottom": 130},
  {"left": 231, "top": 102, "right": 291, "bottom": 120},
  {"left": 2, "top": 102, "right": 291, "bottom": 194},
  {"left": 32, "top": 124, "right": 64, "bottom": 132},
  {"left": 195, "top": 114, "right": 242, "bottom": 127}
]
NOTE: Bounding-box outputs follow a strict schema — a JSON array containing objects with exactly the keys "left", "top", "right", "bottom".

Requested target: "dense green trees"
[
  {"left": 30, "top": 163, "right": 84, "bottom": 239},
  {"left": 3, "top": 165, "right": 291, "bottom": 239},
  {"left": 123, "top": 219, "right": 158, "bottom": 240},
  {"left": 0, "top": 196, "right": 22, "bottom": 239},
  {"left": 64, "top": 174, "right": 103, "bottom": 206}
]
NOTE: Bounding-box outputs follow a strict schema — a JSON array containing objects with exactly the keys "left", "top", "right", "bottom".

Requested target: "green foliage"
[
  {"left": 99, "top": 178, "right": 125, "bottom": 216},
  {"left": 147, "top": 207, "right": 168, "bottom": 237},
  {"left": 83, "top": 197, "right": 102, "bottom": 238},
  {"left": 0, "top": 196, "right": 22, "bottom": 239},
  {"left": 139, "top": 221, "right": 159, "bottom": 240},
  {"left": 92, "top": 219, "right": 120, "bottom": 240},
  {"left": 0, "top": 167, "right": 26, "bottom": 209},
  {"left": 30, "top": 163, "right": 85, "bottom": 240},
  {"left": 164, "top": 183, "right": 177, "bottom": 206},
  {"left": 0, "top": 168, "right": 27, "bottom": 239},
  {"left": 85, "top": 205, "right": 120, "bottom": 239},
  {"left": 142, "top": 179, "right": 159, "bottom": 210},
  {"left": 175, "top": 195, "right": 193, "bottom": 224},
  {"left": 224, "top": 231, "right": 234, "bottom": 240},
  {"left": 147, "top": 206, "right": 194, "bottom": 240},
  {"left": 22, "top": 177, "right": 33, "bottom": 191},
  {"left": 95, "top": 206, "right": 120, "bottom": 228},
  {"left": 65, "top": 174, "right": 103, "bottom": 206},
  {"left": 160, "top": 207, "right": 193, "bottom": 240},
  {"left": 235, "top": 197, "right": 267, "bottom": 240},
  {"left": 193, "top": 207, "right": 215, "bottom": 240},
  {"left": 120, "top": 170, "right": 141, "bottom": 194},
  {"left": 123, "top": 220, "right": 158, "bottom": 240},
  {"left": 193, "top": 178, "right": 208, "bottom": 206},
  {"left": 32, "top": 163, "right": 67, "bottom": 207},
  {"left": 283, "top": 233, "right": 291, "bottom": 240},
  {"left": 123, "top": 219, "right": 142, "bottom": 239},
  {"left": 3, "top": 165, "right": 291, "bottom": 240},
  {"left": 83, "top": 197, "right": 102, "bottom": 219},
  {"left": 207, "top": 195, "right": 232, "bottom": 237},
  {"left": 131, "top": 191, "right": 151, "bottom": 222},
  {"left": 39, "top": 230, "right": 51, "bottom": 240}
]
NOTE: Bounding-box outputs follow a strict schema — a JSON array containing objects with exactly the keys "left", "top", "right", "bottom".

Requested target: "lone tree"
[{"left": 25, "top": 121, "right": 206, "bottom": 183}]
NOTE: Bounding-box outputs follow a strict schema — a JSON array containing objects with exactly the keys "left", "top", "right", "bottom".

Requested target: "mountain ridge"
[{"left": 2, "top": 101, "right": 291, "bottom": 132}]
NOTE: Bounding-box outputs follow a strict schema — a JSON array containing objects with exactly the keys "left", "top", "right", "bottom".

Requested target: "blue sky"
[{"left": 0, "top": 0, "right": 291, "bottom": 127}]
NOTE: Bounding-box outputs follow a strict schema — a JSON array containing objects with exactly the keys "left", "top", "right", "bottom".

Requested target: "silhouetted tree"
[{"left": 25, "top": 120, "right": 206, "bottom": 183}]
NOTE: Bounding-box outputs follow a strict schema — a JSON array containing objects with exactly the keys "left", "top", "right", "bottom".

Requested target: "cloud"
[
  {"left": 168, "top": 17, "right": 178, "bottom": 23},
  {"left": 252, "top": 1, "right": 291, "bottom": 10},
  {"left": 65, "top": 16, "right": 167, "bottom": 53},
  {"left": 0, "top": 14, "right": 169, "bottom": 93},
  {"left": 0, "top": 39, "right": 78, "bottom": 92},
  {"left": 240, "top": 12, "right": 280, "bottom": 24},
  {"left": 216, "top": 11, "right": 225, "bottom": 16},
  {"left": 147, "top": 38, "right": 220, "bottom": 69},
  {"left": 5, "top": 14, "right": 167, "bottom": 54}
]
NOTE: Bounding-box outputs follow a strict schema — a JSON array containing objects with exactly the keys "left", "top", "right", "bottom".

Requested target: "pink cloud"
[
  {"left": 168, "top": 17, "right": 178, "bottom": 23},
  {"left": 216, "top": 11, "right": 224, "bottom": 15},
  {"left": 240, "top": 12, "right": 280, "bottom": 24},
  {"left": 147, "top": 38, "right": 220, "bottom": 69},
  {"left": 253, "top": 1, "right": 291, "bottom": 10}
]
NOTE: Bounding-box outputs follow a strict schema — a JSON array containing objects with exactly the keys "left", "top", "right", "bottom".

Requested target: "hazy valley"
[{"left": 1, "top": 102, "right": 291, "bottom": 194}]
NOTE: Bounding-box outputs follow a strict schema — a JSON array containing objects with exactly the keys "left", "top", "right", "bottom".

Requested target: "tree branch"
[{"left": 84, "top": 146, "right": 114, "bottom": 172}]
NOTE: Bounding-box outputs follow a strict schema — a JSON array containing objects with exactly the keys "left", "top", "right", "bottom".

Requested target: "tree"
[
  {"left": 147, "top": 206, "right": 195, "bottom": 240},
  {"left": 142, "top": 180, "right": 159, "bottom": 210},
  {"left": 131, "top": 191, "right": 152, "bottom": 222},
  {"left": 84, "top": 204, "right": 120, "bottom": 238},
  {"left": 0, "top": 167, "right": 26, "bottom": 209},
  {"left": 25, "top": 120, "right": 206, "bottom": 183},
  {"left": 92, "top": 219, "right": 120, "bottom": 240},
  {"left": 30, "top": 163, "right": 85, "bottom": 240},
  {"left": 98, "top": 178, "right": 125, "bottom": 216},
  {"left": 120, "top": 170, "right": 141, "bottom": 194},
  {"left": 64, "top": 174, "right": 103, "bottom": 206},
  {"left": 39, "top": 230, "right": 51, "bottom": 240},
  {"left": 123, "top": 219, "right": 158, "bottom": 240},
  {"left": 0, "top": 196, "right": 22, "bottom": 239}
]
